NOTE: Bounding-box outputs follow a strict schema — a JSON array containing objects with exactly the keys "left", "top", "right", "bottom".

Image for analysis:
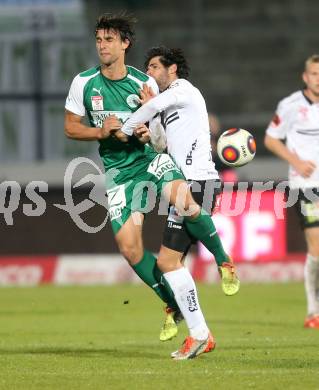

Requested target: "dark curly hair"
[
  {"left": 144, "top": 46, "right": 190, "bottom": 79},
  {"left": 95, "top": 13, "right": 137, "bottom": 52}
]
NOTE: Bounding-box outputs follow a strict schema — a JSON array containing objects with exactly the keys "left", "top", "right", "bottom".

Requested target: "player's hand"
[
  {"left": 113, "top": 129, "right": 129, "bottom": 143},
  {"left": 100, "top": 115, "right": 122, "bottom": 138},
  {"left": 134, "top": 124, "right": 151, "bottom": 144},
  {"left": 293, "top": 155, "right": 316, "bottom": 178},
  {"left": 139, "top": 84, "right": 155, "bottom": 105}
]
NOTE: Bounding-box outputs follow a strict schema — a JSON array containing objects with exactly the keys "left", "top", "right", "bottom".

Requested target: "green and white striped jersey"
[{"left": 65, "top": 65, "right": 159, "bottom": 183}]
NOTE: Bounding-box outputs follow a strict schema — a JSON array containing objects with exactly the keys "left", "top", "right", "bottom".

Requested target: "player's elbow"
[
  {"left": 64, "top": 126, "right": 73, "bottom": 139},
  {"left": 64, "top": 121, "right": 76, "bottom": 139}
]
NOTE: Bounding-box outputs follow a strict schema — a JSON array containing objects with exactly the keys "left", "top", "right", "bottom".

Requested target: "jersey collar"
[{"left": 302, "top": 89, "right": 314, "bottom": 105}]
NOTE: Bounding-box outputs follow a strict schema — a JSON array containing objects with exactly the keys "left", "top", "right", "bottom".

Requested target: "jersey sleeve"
[
  {"left": 121, "top": 81, "right": 187, "bottom": 136},
  {"left": 146, "top": 75, "right": 159, "bottom": 96},
  {"left": 265, "top": 99, "right": 294, "bottom": 140},
  {"left": 65, "top": 74, "right": 86, "bottom": 116},
  {"left": 149, "top": 115, "right": 167, "bottom": 152}
]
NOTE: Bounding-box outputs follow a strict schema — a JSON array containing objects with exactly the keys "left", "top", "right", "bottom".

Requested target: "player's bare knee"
[
  {"left": 174, "top": 200, "right": 200, "bottom": 218},
  {"left": 156, "top": 255, "right": 167, "bottom": 271},
  {"left": 188, "top": 203, "right": 201, "bottom": 218},
  {"left": 157, "top": 248, "right": 183, "bottom": 273},
  {"left": 308, "top": 242, "right": 319, "bottom": 257},
  {"left": 118, "top": 241, "right": 143, "bottom": 264},
  {"left": 157, "top": 257, "right": 180, "bottom": 273},
  {"left": 308, "top": 245, "right": 319, "bottom": 257}
]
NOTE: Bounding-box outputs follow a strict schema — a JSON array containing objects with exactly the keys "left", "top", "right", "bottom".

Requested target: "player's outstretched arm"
[
  {"left": 148, "top": 116, "right": 166, "bottom": 152},
  {"left": 121, "top": 87, "right": 180, "bottom": 136},
  {"left": 264, "top": 134, "right": 316, "bottom": 178}
]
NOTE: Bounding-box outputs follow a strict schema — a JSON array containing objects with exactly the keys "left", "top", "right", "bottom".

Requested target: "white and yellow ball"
[{"left": 217, "top": 128, "right": 256, "bottom": 167}]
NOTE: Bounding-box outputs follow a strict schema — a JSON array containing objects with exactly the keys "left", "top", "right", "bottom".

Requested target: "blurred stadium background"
[{"left": 0, "top": 0, "right": 318, "bottom": 286}]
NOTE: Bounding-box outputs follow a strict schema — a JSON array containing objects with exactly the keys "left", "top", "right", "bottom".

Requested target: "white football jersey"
[
  {"left": 122, "top": 78, "right": 219, "bottom": 180},
  {"left": 266, "top": 90, "right": 319, "bottom": 189}
]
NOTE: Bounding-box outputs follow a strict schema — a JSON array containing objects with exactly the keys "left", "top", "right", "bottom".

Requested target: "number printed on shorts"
[
  {"left": 107, "top": 184, "right": 126, "bottom": 220},
  {"left": 147, "top": 154, "right": 177, "bottom": 180}
]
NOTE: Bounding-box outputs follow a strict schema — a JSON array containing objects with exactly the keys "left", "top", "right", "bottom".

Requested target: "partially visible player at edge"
[
  {"left": 64, "top": 13, "right": 236, "bottom": 359},
  {"left": 265, "top": 54, "right": 319, "bottom": 329},
  {"left": 120, "top": 47, "right": 240, "bottom": 351}
]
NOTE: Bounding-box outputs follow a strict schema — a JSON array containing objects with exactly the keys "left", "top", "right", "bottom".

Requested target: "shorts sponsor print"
[
  {"left": 147, "top": 154, "right": 179, "bottom": 180},
  {"left": 107, "top": 154, "right": 184, "bottom": 234}
]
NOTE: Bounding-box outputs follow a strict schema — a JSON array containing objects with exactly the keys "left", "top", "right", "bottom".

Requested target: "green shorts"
[{"left": 106, "top": 153, "right": 184, "bottom": 234}]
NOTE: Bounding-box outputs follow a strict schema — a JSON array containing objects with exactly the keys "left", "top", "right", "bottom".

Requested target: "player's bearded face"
[
  {"left": 303, "top": 63, "right": 319, "bottom": 97},
  {"left": 95, "top": 29, "right": 127, "bottom": 66},
  {"left": 147, "top": 57, "right": 170, "bottom": 92}
]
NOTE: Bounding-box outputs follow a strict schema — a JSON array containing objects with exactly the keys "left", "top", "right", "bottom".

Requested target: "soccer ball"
[{"left": 216, "top": 128, "right": 256, "bottom": 167}]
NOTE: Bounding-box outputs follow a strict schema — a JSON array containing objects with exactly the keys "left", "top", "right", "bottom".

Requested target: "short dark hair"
[
  {"left": 95, "top": 13, "right": 136, "bottom": 52},
  {"left": 144, "top": 46, "right": 190, "bottom": 79}
]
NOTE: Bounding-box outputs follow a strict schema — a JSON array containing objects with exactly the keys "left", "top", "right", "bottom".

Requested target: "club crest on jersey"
[
  {"left": 299, "top": 106, "right": 309, "bottom": 120},
  {"left": 91, "top": 95, "right": 104, "bottom": 111},
  {"left": 126, "top": 94, "right": 140, "bottom": 108}
]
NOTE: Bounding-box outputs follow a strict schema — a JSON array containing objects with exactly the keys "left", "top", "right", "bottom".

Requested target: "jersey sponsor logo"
[
  {"left": 91, "top": 95, "right": 104, "bottom": 111},
  {"left": 169, "top": 82, "right": 179, "bottom": 89},
  {"left": 271, "top": 113, "right": 281, "bottom": 126},
  {"left": 91, "top": 111, "right": 131, "bottom": 127},
  {"left": 106, "top": 184, "right": 126, "bottom": 221},
  {"left": 126, "top": 94, "right": 140, "bottom": 108},
  {"left": 147, "top": 154, "right": 178, "bottom": 180},
  {"left": 185, "top": 139, "right": 198, "bottom": 165}
]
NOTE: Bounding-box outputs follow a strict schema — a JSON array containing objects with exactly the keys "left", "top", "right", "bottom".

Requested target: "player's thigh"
[
  {"left": 146, "top": 153, "right": 185, "bottom": 200},
  {"left": 304, "top": 227, "right": 319, "bottom": 256},
  {"left": 157, "top": 245, "right": 185, "bottom": 273},
  {"left": 162, "top": 179, "right": 199, "bottom": 217},
  {"left": 162, "top": 178, "right": 221, "bottom": 216},
  {"left": 162, "top": 179, "right": 221, "bottom": 257},
  {"left": 114, "top": 212, "right": 145, "bottom": 265},
  {"left": 106, "top": 179, "right": 148, "bottom": 253},
  {"left": 190, "top": 179, "right": 222, "bottom": 213}
]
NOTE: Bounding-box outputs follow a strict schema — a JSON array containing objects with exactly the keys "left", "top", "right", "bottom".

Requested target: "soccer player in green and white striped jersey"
[
  {"left": 65, "top": 13, "right": 234, "bottom": 359},
  {"left": 65, "top": 13, "right": 183, "bottom": 325}
]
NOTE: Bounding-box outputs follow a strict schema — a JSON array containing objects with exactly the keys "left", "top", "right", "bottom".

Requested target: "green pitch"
[{"left": 0, "top": 283, "right": 318, "bottom": 390}]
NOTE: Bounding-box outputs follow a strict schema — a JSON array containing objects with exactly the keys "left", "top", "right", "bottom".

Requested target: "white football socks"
[
  {"left": 164, "top": 267, "right": 209, "bottom": 340},
  {"left": 304, "top": 253, "right": 319, "bottom": 316}
]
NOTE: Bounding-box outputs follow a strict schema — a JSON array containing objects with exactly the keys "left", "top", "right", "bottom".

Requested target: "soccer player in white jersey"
[
  {"left": 265, "top": 54, "right": 319, "bottom": 329},
  {"left": 65, "top": 14, "right": 238, "bottom": 359},
  {"left": 120, "top": 46, "right": 240, "bottom": 358}
]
